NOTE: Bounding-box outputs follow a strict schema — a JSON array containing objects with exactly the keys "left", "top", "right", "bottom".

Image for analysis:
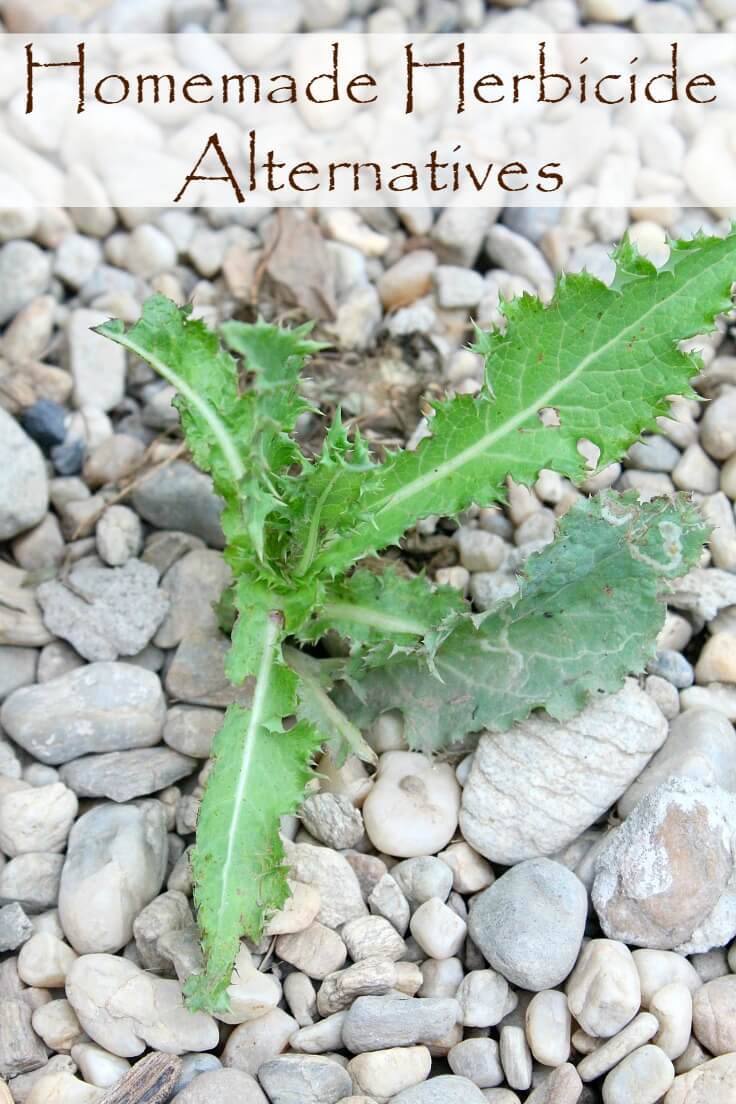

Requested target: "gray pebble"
[
  {"left": 468, "top": 859, "right": 587, "bottom": 991},
  {"left": 59, "top": 748, "right": 197, "bottom": 802},
  {"left": 392, "top": 1075, "right": 487, "bottom": 1102},
  {"left": 501, "top": 207, "right": 561, "bottom": 243},
  {"left": 172, "top": 1053, "right": 223, "bottom": 1095},
  {"left": 485, "top": 225, "right": 554, "bottom": 296},
  {"left": 0, "top": 647, "right": 38, "bottom": 703},
  {"left": 300, "top": 793, "right": 364, "bottom": 850},
  {"left": 0, "top": 241, "right": 51, "bottom": 327},
  {"left": 391, "top": 857, "right": 454, "bottom": 906},
  {"left": 258, "top": 1055, "right": 352, "bottom": 1104},
  {"left": 133, "top": 890, "right": 194, "bottom": 974},
  {"left": 132, "top": 461, "right": 225, "bottom": 548},
  {"left": 163, "top": 705, "right": 223, "bottom": 758},
  {"left": 1, "top": 661, "right": 166, "bottom": 765},
  {"left": 165, "top": 632, "right": 253, "bottom": 708},
  {"left": 626, "top": 436, "right": 681, "bottom": 473},
  {"left": 342, "top": 996, "right": 461, "bottom": 1053},
  {"left": 20, "top": 399, "right": 67, "bottom": 454},
  {"left": 646, "top": 649, "right": 694, "bottom": 689},
  {"left": 0, "top": 853, "right": 64, "bottom": 912},
  {"left": 0, "top": 903, "right": 34, "bottom": 951},
  {"left": 173, "top": 1067, "right": 267, "bottom": 1102},
  {"left": 154, "top": 549, "right": 232, "bottom": 649},
  {"left": 0, "top": 408, "right": 49, "bottom": 541}
]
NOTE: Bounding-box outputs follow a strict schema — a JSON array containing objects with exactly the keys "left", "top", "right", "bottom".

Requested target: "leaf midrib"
[
  {"left": 101, "top": 327, "right": 246, "bottom": 485},
  {"left": 214, "top": 614, "right": 280, "bottom": 943},
  {"left": 371, "top": 264, "right": 702, "bottom": 518}
]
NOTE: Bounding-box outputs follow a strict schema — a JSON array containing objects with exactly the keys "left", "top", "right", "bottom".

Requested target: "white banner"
[{"left": 1, "top": 33, "right": 735, "bottom": 209}]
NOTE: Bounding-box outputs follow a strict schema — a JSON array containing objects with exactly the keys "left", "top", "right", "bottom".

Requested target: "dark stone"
[{"left": 20, "top": 399, "right": 66, "bottom": 453}]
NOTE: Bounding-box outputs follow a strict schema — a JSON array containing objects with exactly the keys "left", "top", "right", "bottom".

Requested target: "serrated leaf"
[
  {"left": 300, "top": 567, "right": 466, "bottom": 659},
  {"left": 96, "top": 296, "right": 247, "bottom": 495},
  {"left": 96, "top": 301, "right": 320, "bottom": 566},
  {"left": 184, "top": 611, "right": 322, "bottom": 1013},
  {"left": 292, "top": 231, "right": 736, "bottom": 580},
  {"left": 334, "top": 492, "right": 708, "bottom": 752},
  {"left": 285, "top": 646, "right": 375, "bottom": 766},
  {"left": 291, "top": 410, "right": 377, "bottom": 578}
]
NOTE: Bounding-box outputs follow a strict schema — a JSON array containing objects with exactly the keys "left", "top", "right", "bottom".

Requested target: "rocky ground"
[{"left": 2, "top": 3, "right": 736, "bottom": 1104}]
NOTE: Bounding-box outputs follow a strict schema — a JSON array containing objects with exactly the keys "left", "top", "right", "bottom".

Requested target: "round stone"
[
  {"left": 362, "top": 751, "right": 460, "bottom": 859},
  {"left": 468, "top": 858, "right": 587, "bottom": 991},
  {"left": 601, "top": 1044, "right": 674, "bottom": 1104}
]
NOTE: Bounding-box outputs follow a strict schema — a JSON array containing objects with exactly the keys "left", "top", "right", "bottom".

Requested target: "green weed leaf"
[
  {"left": 293, "top": 231, "right": 735, "bottom": 578},
  {"left": 335, "top": 492, "right": 708, "bottom": 752},
  {"left": 184, "top": 613, "right": 321, "bottom": 1013}
]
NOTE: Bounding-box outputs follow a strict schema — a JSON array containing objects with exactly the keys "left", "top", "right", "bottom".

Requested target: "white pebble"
[
  {"left": 282, "top": 972, "right": 316, "bottom": 1027},
  {"left": 347, "top": 1045, "right": 431, "bottom": 1099},
  {"left": 96, "top": 506, "right": 143, "bottom": 567},
  {"left": 500, "top": 1025, "right": 533, "bottom": 1091},
  {"left": 700, "top": 390, "right": 736, "bottom": 460},
  {"left": 695, "top": 633, "right": 736, "bottom": 684},
  {"left": 124, "top": 224, "right": 177, "bottom": 279},
  {"left": 265, "top": 880, "right": 321, "bottom": 937},
  {"left": 25, "top": 1072, "right": 103, "bottom": 1104},
  {"left": 410, "top": 897, "right": 467, "bottom": 960},
  {"left": 31, "top": 998, "right": 85, "bottom": 1051},
  {"left": 365, "top": 711, "right": 406, "bottom": 754},
  {"left": 455, "top": 527, "right": 507, "bottom": 572},
  {"left": 633, "top": 950, "right": 702, "bottom": 1007},
  {"left": 71, "top": 1042, "right": 131, "bottom": 1088},
  {"left": 362, "top": 751, "right": 460, "bottom": 859},
  {"left": 651, "top": 982, "right": 693, "bottom": 1059},
  {"left": 672, "top": 444, "right": 720, "bottom": 494},
  {"left": 525, "top": 989, "right": 571, "bottom": 1066},
  {"left": 219, "top": 946, "right": 282, "bottom": 1026},
  {"left": 577, "top": 1013, "right": 659, "bottom": 1082},
  {"left": 419, "top": 958, "right": 465, "bottom": 999},
  {"left": 601, "top": 1044, "right": 674, "bottom": 1104},
  {"left": 437, "top": 843, "right": 494, "bottom": 894},
  {"left": 566, "top": 940, "right": 641, "bottom": 1038},
  {"left": 18, "top": 932, "right": 77, "bottom": 987},
  {"left": 0, "top": 782, "right": 78, "bottom": 856},
  {"left": 448, "top": 1037, "right": 503, "bottom": 1088},
  {"left": 456, "top": 969, "right": 512, "bottom": 1028}
]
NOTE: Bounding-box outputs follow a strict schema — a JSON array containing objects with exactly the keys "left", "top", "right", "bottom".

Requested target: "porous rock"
[{"left": 593, "top": 779, "right": 736, "bottom": 954}]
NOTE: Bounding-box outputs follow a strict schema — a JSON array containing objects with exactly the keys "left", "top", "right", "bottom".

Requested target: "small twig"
[
  {"left": 258, "top": 935, "right": 278, "bottom": 973},
  {"left": 70, "top": 439, "right": 188, "bottom": 542}
]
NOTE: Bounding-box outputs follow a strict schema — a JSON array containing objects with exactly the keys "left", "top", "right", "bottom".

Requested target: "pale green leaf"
[
  {"left": 335, "top": 492, "right": 708, "bottom": 752},
  {"left": 300, "top": 567, "right": 466, "bottom": 659},
  {"left": 284, "top": 646, "right": 375, "bottom": 766}
]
